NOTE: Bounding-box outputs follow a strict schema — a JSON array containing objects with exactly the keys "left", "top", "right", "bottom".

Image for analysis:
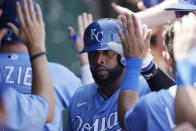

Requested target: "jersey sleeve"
[
  {"left": 124, "top": 97, "right": 148, "bottom": 131},
  {"left": 2, "top": 88, "right": 49, "bottom": 131},
  {"left": 138, "top": 75, "right": 151, "bottom": 97},
  {"left": 48, "top": 63, "right": 82, "bottom": 108}
]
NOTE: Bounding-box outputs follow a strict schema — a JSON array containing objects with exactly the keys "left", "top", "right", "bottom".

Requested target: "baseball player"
[
  {"left": 173, "top": 14, "right": 196, "bottom": 127},
  {"left": 66, "top": 18, "right": 151, "bottom": 130},
  {"left": 0, "top": 0, "right": 82, "bottom": 130},
  {"left": 115, "top": 12, "right": 175, "bottom": 131},
  {"left": 165, "top": 0, "right": 196, "bottom": 126},
  {"left": 68, "top": 12, "right": 175, "bottom": 92},
  {"left": 116, "top": 12, "right": 196, "bottom": 130},
  {"left": 0, "top": 0, "right": 55, "bottom": 130}
]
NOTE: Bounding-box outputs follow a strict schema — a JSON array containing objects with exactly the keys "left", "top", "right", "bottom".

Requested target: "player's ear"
[{"left": 162, "top": 50, "right": 174, "bottom": 68}]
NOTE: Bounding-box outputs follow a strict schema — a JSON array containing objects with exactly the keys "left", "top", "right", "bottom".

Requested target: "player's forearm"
[
  {"left": 118, "top": 91, "right": 138, "bottom": 129},
  {"left": 79, "top": 53, "right": 89, "bottom": 66},
  {"left": 175, "top": 58, "right": 196, "bottom": 126},
  {"left": 80, "top": 64, "right": 94, "bottom": 85},
  {"left": 136, "top": 0, "right": 177, "bottom": 26},
  {"left": 118, "top": 58, "right": 141, "bottom": 129},
  {"left": 30, "top": 48, "right": 55, "bottom": 123},
  {"left": 175, "top": 87, "right": 196, "bottom": 126},
  {"left": 142, "top": 64, "right": 176, "bottom": 91}
]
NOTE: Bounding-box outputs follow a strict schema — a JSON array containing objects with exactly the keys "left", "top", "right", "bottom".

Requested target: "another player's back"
[
  {"left": 125, "top": 86, "right": 176, "bottom": 131},
  {"left": 0, "top": 53, "right": 32, "bottom": 93},
  {"left": 0, "top": 52, "right": 82, "bottom": 131}
]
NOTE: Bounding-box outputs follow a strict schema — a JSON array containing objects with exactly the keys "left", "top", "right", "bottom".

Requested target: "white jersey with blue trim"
[
  {"left": 0, "top": 53, "right": 82, "bottom": 130},
  {"left": 66, "top": 75, "right": 151, "bottom": 131},
  {"left": 124, "top": 86, "right": 177, "bottom": 131}
]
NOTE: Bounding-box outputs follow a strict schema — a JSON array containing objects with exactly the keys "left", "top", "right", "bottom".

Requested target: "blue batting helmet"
[
  {"left": 80, "top": 18, "right": 127, "bottom": 65},
  {"left": 80, "top": 18, "right": 124, "bottom": 54},
  {"left": 0, "top": 0, "right": 36, "bottom": 44}
]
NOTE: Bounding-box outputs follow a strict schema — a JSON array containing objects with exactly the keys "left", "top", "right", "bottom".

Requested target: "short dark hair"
[{"left": 162, "top": 19, "right": 177, "bottom": 62}]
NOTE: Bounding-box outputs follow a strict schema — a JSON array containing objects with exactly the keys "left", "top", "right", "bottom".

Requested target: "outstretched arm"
[
  {"left": 68, "top": 12, "right": 94, "bottom": 85},
  {"left": 112, "top": 0, "right": 177, "bottom": 27},
  {"left": 8, "top": 0, "right": 54, "bottom": 123},
  {"left": 173, "top": 13, "right": 196, "bottom": 127},
  {"left": 116, "top": 13, "right": 151, "bottom": 129}
]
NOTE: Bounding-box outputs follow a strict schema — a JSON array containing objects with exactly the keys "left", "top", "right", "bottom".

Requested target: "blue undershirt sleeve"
[{"left": 121, "top": 57, "right": 142, "bottom": 92}]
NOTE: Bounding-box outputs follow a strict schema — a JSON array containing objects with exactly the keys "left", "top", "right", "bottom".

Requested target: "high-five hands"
[{"left": 8, "top": 0, "right": 45, "bottom": 56}]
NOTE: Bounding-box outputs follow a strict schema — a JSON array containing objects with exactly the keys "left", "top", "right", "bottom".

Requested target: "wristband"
[
  {"left": 121, "top": 57, "right": 142, "bottom": 92},
  {"left": 141, "top": 50, "right": 153, "bottom": 69},
  {"left": 141, "top": 61, "right": 154, "bottom": 72},
  {"left": 141, "top": 61, "right": 158, "bottom": 80},
  {"left": 176, "top": 59, "right": 195, "bottom": 86},
  {"left": 69, "top": 33, "right": 78, "bottom": 44},
  {"left": 30, "top": 52, "right": 47, "bottom": 61}
]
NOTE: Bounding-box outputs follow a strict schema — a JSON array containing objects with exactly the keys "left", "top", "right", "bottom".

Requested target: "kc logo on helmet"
[{"left": 91, "top": 29, "right": 103, "bottom": 42}]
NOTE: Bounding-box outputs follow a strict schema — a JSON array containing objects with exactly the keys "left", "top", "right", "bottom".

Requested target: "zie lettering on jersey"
[
  {"left": 2, "top": 65, "right": 32, "bottom": 86},
  {"left": 71, "top": 111, "right": 122, "bottom": 131}
]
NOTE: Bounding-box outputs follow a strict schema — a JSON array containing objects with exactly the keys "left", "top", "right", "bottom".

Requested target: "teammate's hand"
[
  {"left": 111, "top": 3, "right": 134, "bottom": 15},
  {"left": 68, "top": 12, "right": 92, "bottom": 53},
  {"left": 0, "top": 9, "right": 7, "bottom": 41},
  {"left": 7, "top": 0, "right": 45, "bottom": 56},
  {"left": 116, "top": 13, "right": 152, "bottom": 60},
  {"left": 173, "top": 13, "right": 196, "bottom": 61},
  {"left": 68, "top": 12, "right": 92, "bottom": 66}
]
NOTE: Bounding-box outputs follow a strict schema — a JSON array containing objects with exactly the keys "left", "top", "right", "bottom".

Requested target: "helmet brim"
[{"left": 80, "top": 42, "right": 110, "bottom": 54}]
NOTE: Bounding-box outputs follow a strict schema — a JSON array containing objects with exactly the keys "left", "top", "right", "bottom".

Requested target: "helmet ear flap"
[
  {"left": 120, "top": 57, "right": 126, "bottom": 66},
  {"left": 117, "top": 55, "right": 126, "bottom": 67}
]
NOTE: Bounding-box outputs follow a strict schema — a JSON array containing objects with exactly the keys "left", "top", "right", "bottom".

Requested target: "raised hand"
[
  {"left": 8, "top": 0, "right": 45, "bottom": 56},
  {"left": 116, "top": 13, "right": 152, "bottom": 60},
  {"left": 7, "top": 0, "right": 55, "bottom": 123},
  {"left": 68, "top": 12, "right": 92, "bottom": 54},
  {"left": 173, "top": 13, "right": 196, "bottom": 61},
  {"left": 68, "top": 12, "right": 93, "bottom": 66}
]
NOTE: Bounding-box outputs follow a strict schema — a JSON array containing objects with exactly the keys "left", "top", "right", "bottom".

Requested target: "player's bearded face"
[{"left": 90, "top": 62, "right": 123, "bottom": 86}]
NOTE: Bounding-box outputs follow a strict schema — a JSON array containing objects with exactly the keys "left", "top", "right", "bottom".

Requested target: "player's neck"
[
  {"left": 0, "top": 43, "right": 28, "bottom": 53},
  {"left": 99, "top": 69, "right": 125, "bottom": 99}
]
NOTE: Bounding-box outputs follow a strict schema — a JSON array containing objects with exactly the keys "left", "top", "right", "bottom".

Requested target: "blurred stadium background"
[{"left": 38, "top": 0, "right": 137, "bottom": 129}]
